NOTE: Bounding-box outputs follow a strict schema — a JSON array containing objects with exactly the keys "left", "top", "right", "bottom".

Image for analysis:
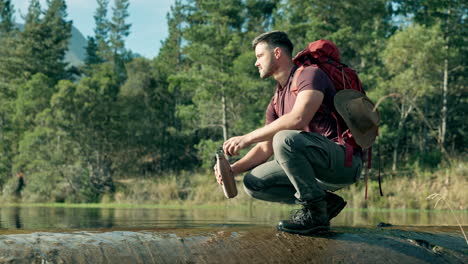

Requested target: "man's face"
[{"left": 254, "top": 42, "right": 278, "bottom": 79}]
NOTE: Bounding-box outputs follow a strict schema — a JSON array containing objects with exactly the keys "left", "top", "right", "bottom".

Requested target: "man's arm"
[
  {"left": 214, "top": 141, "right": 272, "bottom": 184},
  {"left": 230, "top": 140, "right": 273, "bottom": 175},
  {"left": 223, "top": 89, "right": 324, "bottom": 156}
]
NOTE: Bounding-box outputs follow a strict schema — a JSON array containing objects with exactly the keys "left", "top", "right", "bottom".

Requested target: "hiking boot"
[
  {"left": 277, "top": 200, "right": 330, "bottom": 235},
  {"left": 325, "top": 191, "right": 347, "bottom": 221}
]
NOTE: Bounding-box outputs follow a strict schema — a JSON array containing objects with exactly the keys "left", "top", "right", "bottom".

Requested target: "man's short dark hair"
[{"left": 252, "top": 31, "right": 294, "bottom": 58}]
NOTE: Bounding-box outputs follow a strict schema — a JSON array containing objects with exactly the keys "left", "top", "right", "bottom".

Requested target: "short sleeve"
[
  {"left": 265, "top": 96, "right": 278, "bottom": 125},
  {"left": 295, "top": 67, "right": 331, "bottom": 94}
]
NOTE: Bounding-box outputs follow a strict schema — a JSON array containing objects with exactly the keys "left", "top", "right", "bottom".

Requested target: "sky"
[{"left": 15, "top": 0, "right": 176, "bottom": 59}]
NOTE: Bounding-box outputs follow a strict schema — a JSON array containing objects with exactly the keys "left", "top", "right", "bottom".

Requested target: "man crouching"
[{"left": 214, "top": 31, "right": 362, "bottom": 234}]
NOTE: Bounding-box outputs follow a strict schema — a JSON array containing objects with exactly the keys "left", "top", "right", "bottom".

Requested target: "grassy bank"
[
  {"left": 2, "top": 160, "right": 466, "bottom": 211},
  {"left": 105, "top": 159, "right": 467, "bottom": 210},
  {"left": 336, "top": 162, "right": 467, "bottom": 210}
]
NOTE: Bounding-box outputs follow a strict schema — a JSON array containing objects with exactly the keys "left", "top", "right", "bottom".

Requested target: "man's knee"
[
  {"left": 243, "top": 172, "right": 263, "bottom": 192},
  {"left": 273, "top": 130, "right": 309, "bottom": 162},
  {"left": 242, "top": 183, "right": 256, "bottom": 199},
  {"left": 272, "top": 130, "right": 298, "bottom": 154}
]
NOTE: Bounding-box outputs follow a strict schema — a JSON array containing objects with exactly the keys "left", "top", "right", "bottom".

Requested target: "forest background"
[{"left": 0, "top": 0, "right": 466, "bottom": 210}]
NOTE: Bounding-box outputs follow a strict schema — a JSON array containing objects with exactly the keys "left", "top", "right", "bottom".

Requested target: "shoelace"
[{"left": 290, "top": 207, "right": 311, "bottom": 225}]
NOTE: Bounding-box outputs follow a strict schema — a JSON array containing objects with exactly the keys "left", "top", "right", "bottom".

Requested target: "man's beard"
[{"left": 260, "top": 58, "right": 278, "bottom": 79}]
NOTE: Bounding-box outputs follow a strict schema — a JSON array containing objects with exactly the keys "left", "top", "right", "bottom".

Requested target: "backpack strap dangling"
[
  {"left": 364, "top": 148, "right": 371, "bottom": 200},
  {"left": 332, "top": 111, "right": 353, "bottom": 168},
  {"left": 367, "top": 147, "right": 372, "bottom": 169},
  {"left": 345, "top": 143, "right": 353, "bottom": 167},
  {"left": 364, "top": 163, "right": 369, "bottom": 200},
  {"left": 378, "top": 140, "right": 384, "bottom": 196}
]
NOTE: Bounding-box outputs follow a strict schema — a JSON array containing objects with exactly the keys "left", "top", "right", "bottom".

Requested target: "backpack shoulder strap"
[{"left": 291, "top": 65, "right": 306, "bottom": 95}]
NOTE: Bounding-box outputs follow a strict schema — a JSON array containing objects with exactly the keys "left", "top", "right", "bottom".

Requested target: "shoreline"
[{"left": 0, "top": 202, "right": 467, "bottom": 213}]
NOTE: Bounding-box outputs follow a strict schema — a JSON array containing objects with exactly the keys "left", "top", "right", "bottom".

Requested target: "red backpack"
[{"left": 291, "top": 39, "right": 382, "bottom": 198}]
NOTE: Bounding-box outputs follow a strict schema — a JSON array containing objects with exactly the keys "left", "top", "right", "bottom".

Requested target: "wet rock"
[
  {"left": 0, "top": 227, "right": 466, "bottom": 264},
  {"left": 3, "top": 240, "right": 14, "bottom": 245},
  {"left": 377, "top": 222, "right": 393, "bottom": 227}
]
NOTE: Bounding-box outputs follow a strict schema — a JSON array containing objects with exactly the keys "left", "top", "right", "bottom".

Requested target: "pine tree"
[
  {"left": 0, "top": 0, "right": 15, "bottom": 35},
  {"left": 0, "top": 0, "right": 17, "bottom": 189},
  {"left": 150, "top": 0, "right": 188, "bottom": 171},
  {"left": 109, "top": 0, "right": 131, "bottom": 57},
  {"left": 94, "top": 0, "right": 111, "bottom": 61},
  {"left": 109, "top": 0, "right": 131, "bottom": 83},
  {"left": 17, "top": 0, "right": 72, "bottom": 82},
  {"left": 175, "top": 0, "right": 245, "bottom": 142},
  {"left": 42, "top": 0, "right": 72, "bottom": 80},
  {"left": 0, "top": 0, "right": 19, "bottom": 82},
  {"left": 84, "top": 36, "right": 103, "bottom": 66},
  {"left": 275, "top": 0, "right": 394, "bottom": 88},
  {"left": 169, "top": 0, "right": 278, "bottom": 167}
]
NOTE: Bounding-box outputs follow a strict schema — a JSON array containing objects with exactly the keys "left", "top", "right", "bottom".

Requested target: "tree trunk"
[
  {"left": 222, "top": 93, "right": 228, "bottom": 142},
  {"left": 392, "top": 144, "right": 398, "bottom": 171},
  {"left": 441, "top": 8, "right": 450, "bottom": 147},
  {"left": 392, "top": 102, "right": 413, "bottom": 171},
  {"left": 0, "top": 114, "right": 3, "bottom": 141},
  {"left": 420, "top": 102, "right": 428, "bottom": 152},
  {"left": 441, "top": 57, "right": 448, "bottom": 146},
  {"left": 392, "top": 119, "right": 403, "bottom": 171}
]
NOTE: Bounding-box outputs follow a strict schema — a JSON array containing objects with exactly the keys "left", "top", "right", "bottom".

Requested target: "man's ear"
[{"left": 273, "top": 47, "right": 282, "bottom": 59}]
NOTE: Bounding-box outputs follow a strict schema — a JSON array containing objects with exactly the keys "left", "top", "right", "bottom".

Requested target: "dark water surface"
[
  {"left": 0, "top": 205, "right": 466, "bottom": 234},
  {"left": 1, "top": 206, "right": 467, "bottom": 263}
]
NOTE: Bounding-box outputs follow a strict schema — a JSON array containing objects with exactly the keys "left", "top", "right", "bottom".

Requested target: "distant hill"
[
  {"left": 16, "top": 23, "right": 87, "bottom": 67},
  {"left": 65, "top": 25, "right": 87, "bottom": 67}
]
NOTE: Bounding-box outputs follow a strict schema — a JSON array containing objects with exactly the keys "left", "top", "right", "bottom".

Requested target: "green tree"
[
  {"left": 84, "top": 36, "right": 103, "bottom": 66},
  {"left": 109, "top": 0, "right": 131, "bottom": 56},
  {"left": 274, "top": 0, "right": 395, "bottom": 89},
  {"left": 180, "top": 0, "right": 247, "bottom": 140},
  {"left": 0, "top": 0, "right": 17, "bottom": 189},
  {"left": 117, "top": 58, "right": 181, "bottom": 173},
  {"left": 172, "top": 0, "right": 245, "bottom": 162},
  {"left": 16, "top": 0, "right": 72, "bottom": 82},
  {"left": 94, "top": 0, "right": 111, "bottom": 61},
  {"left": 41, "top": 0, "right": 72, "bottom": 80},
  {"left": 244, "top": 0, "right": 278, "bottom": 32},
  {"left": 50, "top": 65, "right": 120, "bottom": 199},
  {"left": 381, "top": 24, "right": 447, "bottom": 170},
  {"left": 152, "top": 0, "right": 200, "bottom": 171},
  {"left": 394, "top": 0, "right": 467, "bottom": 151},
  {"left": 0, "top": 0, "right": 14, "bottom": 35},
  {"left": 167, "top": 0, "right": 278, "bottom": 166},
  {"left": 14, "top": 73, "right": 54, "bottom": 132},
  {"left": 0, "top": 0, "right": 17, "bottom": 105},
  {"left": 109, "top": 0, "right": 131, "bottom": 82},
  {"left": 12, "top": 125, "right": 94, "bottom": 202}
]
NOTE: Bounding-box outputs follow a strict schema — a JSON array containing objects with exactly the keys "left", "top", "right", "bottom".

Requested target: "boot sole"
[
  {"left": 277, "top": 225, "right": 330, "bottom": 235},
  {"left": 328, "top": 201, "right": 347, "bottom": 221}
]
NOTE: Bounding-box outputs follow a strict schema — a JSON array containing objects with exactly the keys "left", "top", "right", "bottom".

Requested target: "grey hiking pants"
[{"left": 243, "top": 130, "right": 362, "bottom": 204}]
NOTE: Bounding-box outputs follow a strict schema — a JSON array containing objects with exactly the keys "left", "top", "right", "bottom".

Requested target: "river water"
[{"left": 0, "top": 205, "right": 466, "bottom": 234}]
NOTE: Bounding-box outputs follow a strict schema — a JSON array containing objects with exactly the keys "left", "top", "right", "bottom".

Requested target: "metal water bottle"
[{"left": 215, "top": 150, "right": 238, "bottom": 198}]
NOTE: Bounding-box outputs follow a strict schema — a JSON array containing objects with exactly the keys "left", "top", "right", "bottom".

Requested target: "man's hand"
[
  {"left": 213, "top": 163, "right": 223, "bottom": 185},
  {"left": 223, "top": 135, "right": 251, "bottom": 156}
]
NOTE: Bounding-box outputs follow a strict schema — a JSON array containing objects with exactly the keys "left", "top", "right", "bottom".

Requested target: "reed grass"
[
  {"left": 427, "top": 193, "right": 468, "bottom": 245},
  {"left": 336, "top": 159, "right": 467, "bottom": 210},
  {"left": 2, "top": 159, "right": 466, "bottom": 212},
  {"left": 105, "top": 160, "right": 467, "bottom": 214}
]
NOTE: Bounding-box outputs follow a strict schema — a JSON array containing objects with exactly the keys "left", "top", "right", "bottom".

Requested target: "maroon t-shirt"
[{"left": 265, "top": 65, "right": 337, "bottom": 139}]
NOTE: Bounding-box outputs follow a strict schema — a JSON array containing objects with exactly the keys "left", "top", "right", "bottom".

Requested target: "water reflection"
[
  {"left": 0, "top": 206, "right": 466, "bottom": 232},
  {"left": 13, "top": 207, "right": 21, "bottom": 229}
]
